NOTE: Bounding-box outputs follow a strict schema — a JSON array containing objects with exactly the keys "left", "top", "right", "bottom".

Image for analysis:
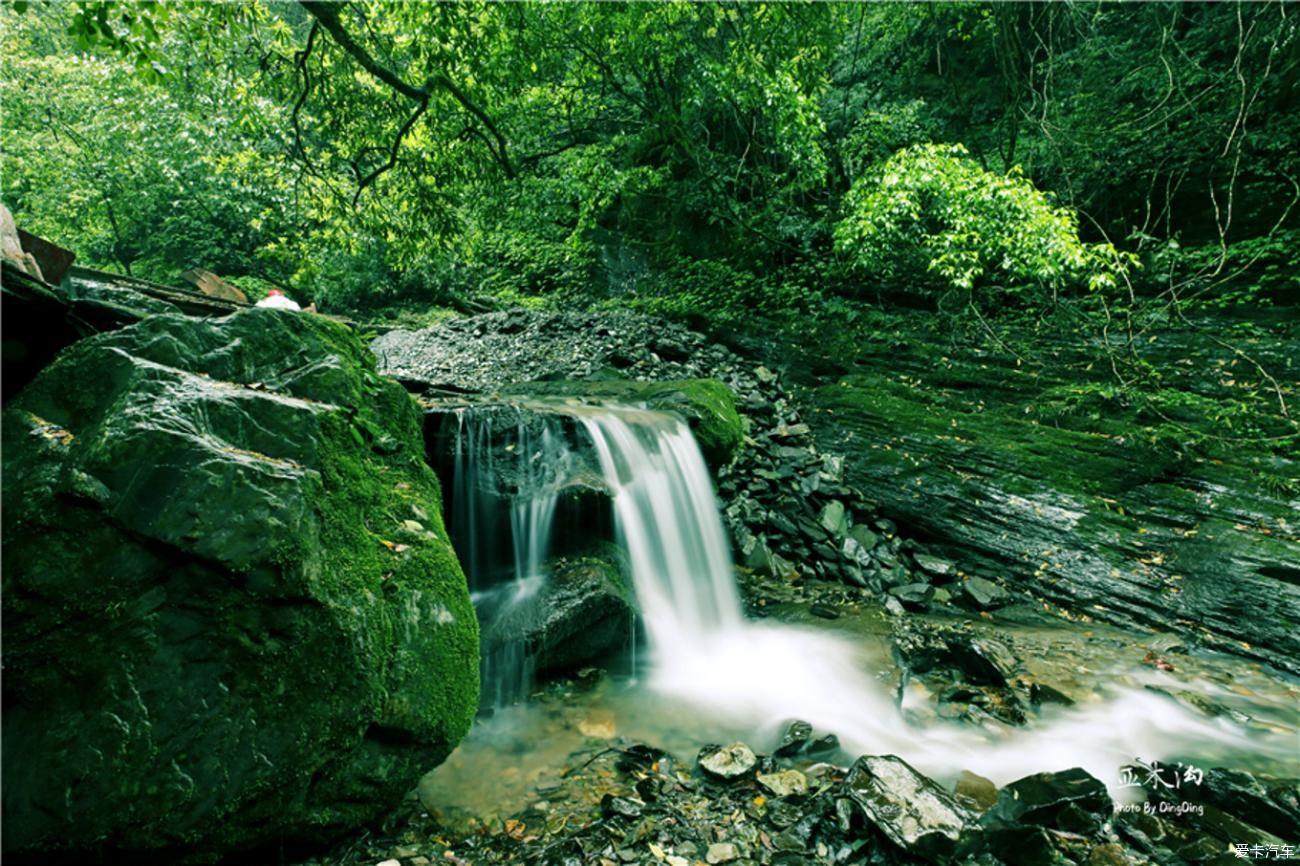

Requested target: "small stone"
[
  {"left": 913, "top": 553, "right": 955, "bottom": 579},
  {"left": 757, "top": 769, "right": 809, "bottom": 798},
  {"left": 889, "top": 582, "right": 935, "bottom": 611},
  {"left": 774, "top": 719, "right": 812, "bottom": 757},
  {"left": 1028, "top": 681, "right": 1076, "bottom": 707},
  {"left": 954, "top": 770, "right": 999, "bottom": 812},
  {"left": 601, "top": 794, "right": 645, "bottom": 819},
  {"left": 699, "top": 742, "right": 758, "bottom": 780},
  {"left": 842, "top": 536, "right": 873, "bottom": 567},
  {"left": 848, "top": 524, "right": 879, "bottom": 551},
  {"left": 804, "top": 733, "right": 840, "bottom": 757},
  {"left": 884, "top": 596, "right": 907, "bottom": 616},
  {"left": 755, "top": 366, "right": 777, "bottom": 384},
  {"left": 706, "top": 842, "right": 741, "bottom": 864},
  {"left": 819, "top": 501, "right": 849, "bottom": 537},
  {"left": 401, "top": 519, "right": 425, "bottom": 532},
  {"left": 810, "top": 603, "right": 840, "bottom": 620},
  {"left": 377, "top": 860, "right": 401, "bottom": 866},
  {"left": 946, "top": 635, "right": 1018, "bottom": 686},
  {"left": 959, "top": 576, "right": 1011, "bottom": 611},
  {"left": 665, "top": 856, "right": 690, "bottom": 866}
]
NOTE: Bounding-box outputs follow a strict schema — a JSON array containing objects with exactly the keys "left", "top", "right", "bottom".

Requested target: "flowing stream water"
[{"left": 435, "top": 402, "right": 1297, "bottom": 818}]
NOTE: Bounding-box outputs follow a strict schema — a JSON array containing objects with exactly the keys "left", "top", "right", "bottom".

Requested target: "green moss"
[{"left": 2, "top": 307, "right": 481, "bottom": 859}]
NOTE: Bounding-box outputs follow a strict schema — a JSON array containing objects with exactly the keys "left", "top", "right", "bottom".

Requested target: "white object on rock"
[{"left": 255, "top": 289, "right": 301, "bottom": 311}]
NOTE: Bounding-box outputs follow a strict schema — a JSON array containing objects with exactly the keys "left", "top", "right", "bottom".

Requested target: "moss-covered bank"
[{"left": 2, "top": 308, "right": 479, "bottom": 862}]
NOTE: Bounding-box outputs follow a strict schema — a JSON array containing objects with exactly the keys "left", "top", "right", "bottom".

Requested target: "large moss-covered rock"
[{"left": 2, "top": 309, "right": 479, "bottom": 861}]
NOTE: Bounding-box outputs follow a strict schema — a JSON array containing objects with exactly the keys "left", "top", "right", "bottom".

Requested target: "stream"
[{"left": 411, "top": 401, "right": 1298, "bottom": 860}]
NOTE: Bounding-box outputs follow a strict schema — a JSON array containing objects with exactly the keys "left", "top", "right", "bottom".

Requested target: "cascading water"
[
  {"left": 574, "top": 405, "right": 1292, "bottom": 791},
  {"left": 447, "top": 400, "right": 1292, "bottom": 789},
  {"left": 448, "top": 407, "right": 575, "bottom": 708}
]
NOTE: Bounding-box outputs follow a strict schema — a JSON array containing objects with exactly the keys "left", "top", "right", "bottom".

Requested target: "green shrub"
[{"left": 834, "top": 144, "right": 1136, "bottom": 300}]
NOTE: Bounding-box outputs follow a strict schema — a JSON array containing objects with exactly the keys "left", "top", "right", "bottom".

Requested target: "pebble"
[
  {"left": 699, "top": 742, "right": 757, "bottom": 780},
  {"left": 706, "top": 841, "right": 741, "bottom": 864},
  {"left": 757, "top": 769, "right": 809, "bottom": 797}
]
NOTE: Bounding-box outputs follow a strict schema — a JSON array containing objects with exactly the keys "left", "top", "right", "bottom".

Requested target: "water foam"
[{"left": 577, "top": 406, "right": 1292, "bottom": 791}]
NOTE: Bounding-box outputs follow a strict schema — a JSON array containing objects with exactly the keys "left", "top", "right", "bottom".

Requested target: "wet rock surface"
[
  {"left": 809, "top": 366, "right": 1300, "bottom": 676},
  {"left": 2, "top": 310, "right": 480, "bottom": 862},
  {"left": 300, "top": 712, "right": 1300, "bottom": 866}
]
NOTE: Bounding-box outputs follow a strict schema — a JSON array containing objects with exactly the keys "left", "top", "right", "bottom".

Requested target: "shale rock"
[
  {"left": 2, "top": 309, "right": 479, "bottom": 862},
  {"left": 957, "top": 575, "right": 1013, "bottom": 611},
  {"left": 843, "top": 755, "right": 977, "bottom": 862},
  {"left": 982, "top": 767, "right": 1112, "bottom": 833}
]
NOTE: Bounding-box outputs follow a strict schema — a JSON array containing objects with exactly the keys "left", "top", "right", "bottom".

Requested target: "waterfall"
[
  {"left": 448, "top": 408, "right": 574, "bottom": 708},
  {"left": 447, "top": 402, "right": 1290, "bottom": 788},
  {"left": 579, "top": 409, "right": 741, "bottom": 648}
]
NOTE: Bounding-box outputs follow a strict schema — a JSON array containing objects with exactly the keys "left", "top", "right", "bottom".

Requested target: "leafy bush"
[{"left": 834, "top": 144, "right": 1135, "bottom": 300}]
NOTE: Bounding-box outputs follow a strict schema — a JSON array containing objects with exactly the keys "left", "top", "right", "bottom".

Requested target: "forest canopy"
[{"left": 4, "top": 0, "right": 1295, "bottom": 318}]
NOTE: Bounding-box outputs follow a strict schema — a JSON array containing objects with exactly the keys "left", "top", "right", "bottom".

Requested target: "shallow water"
[
  {"left": 420, "top": 607, "right": 1300, "bottom": 829},
  {"left": 425, "top": 404, "right": 1298, "bottom": 830}
]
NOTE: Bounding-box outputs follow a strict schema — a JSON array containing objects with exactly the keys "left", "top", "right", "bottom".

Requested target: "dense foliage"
[{"left": 2, "top": 1, "right": 1295, "bottom": 444}]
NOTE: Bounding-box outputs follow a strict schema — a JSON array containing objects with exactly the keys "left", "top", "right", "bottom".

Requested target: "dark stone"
[
  {"left": 812, "top": 541, "right": 840, "bottom": 561},
  {"left": 843, "top": 755, "right": 977, "bottom": 862},
  {"left": 769, "top": 512, "right": 800, "bottom": 537},
  {"left": 2, "top": 310, "right": 479, "bottom": 862},
  {"left": 796, "top": 514, "right": 830, "bottom": 543},
  {"left": 946, "top": 636, "right": 1019, "bottom": 686},
  {"left": 1028, "top": 681, "right": 1077, "bottom": 707},
  {"left": 957, "top": 576, "right": 1012, "bottom": 611},
  {"left": 600, "top": 794, "right": 645, "bottom": 819},
  {"left": 805, "top": 734, "right": 841, "bottom": 758},
  {"left": 982, "top": 767, "right": 1112, "bottom": 833},
  {"left": 499, "top": 550, "right": 634, "bottom": 677},
  {"left": 913, "top": 553, "right": 956, "bottom": 579},
  {"left": 1175, "top": 768, "right": 1300, "bottom": 840},
  {"left": 773, "top": 720, "right": 813, "bottom": 758},
  {"left": 810, "top": 603, "right": 840, "bottom": 620},
  {"left": 889, "top": 582, "right": 935, "bottom": 611},
  {"left": 984, "top": 826, "right": 1057, "bottom": 866}
]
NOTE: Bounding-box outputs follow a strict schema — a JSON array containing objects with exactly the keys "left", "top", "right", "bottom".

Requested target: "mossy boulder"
[
  {"left": 1, "top": 309, "right": 479, "bottom": 861},
  {"left": 499, "top": 378, "right": 744, "bottom": 467}
]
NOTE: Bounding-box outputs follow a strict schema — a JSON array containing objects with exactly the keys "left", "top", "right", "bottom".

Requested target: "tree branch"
[{"left": 299, "top": 1, "right": 515, "bottom": 179}]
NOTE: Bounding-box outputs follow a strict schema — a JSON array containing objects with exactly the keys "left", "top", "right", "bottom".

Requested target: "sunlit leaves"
[{"left": 834, "top": 144, "right": 1135, "bottom": 299}]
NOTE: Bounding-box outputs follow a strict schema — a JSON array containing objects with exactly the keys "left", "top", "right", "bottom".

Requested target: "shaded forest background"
[{"left": 3, "top": 1, "right": 1297, "bottom": 447}]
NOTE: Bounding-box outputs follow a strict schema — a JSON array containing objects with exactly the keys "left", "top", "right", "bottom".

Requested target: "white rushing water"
[{"left": 574, "top": 406, "right": 1293, "bottom": 793}]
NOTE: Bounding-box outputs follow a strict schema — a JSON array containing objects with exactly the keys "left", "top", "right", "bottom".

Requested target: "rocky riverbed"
[
  {"left": 318, "top": 308, "right": 1300, "bottom": 866},
  {"left": 4, "top": 284, "right": 1294, "bottom": 866}
]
